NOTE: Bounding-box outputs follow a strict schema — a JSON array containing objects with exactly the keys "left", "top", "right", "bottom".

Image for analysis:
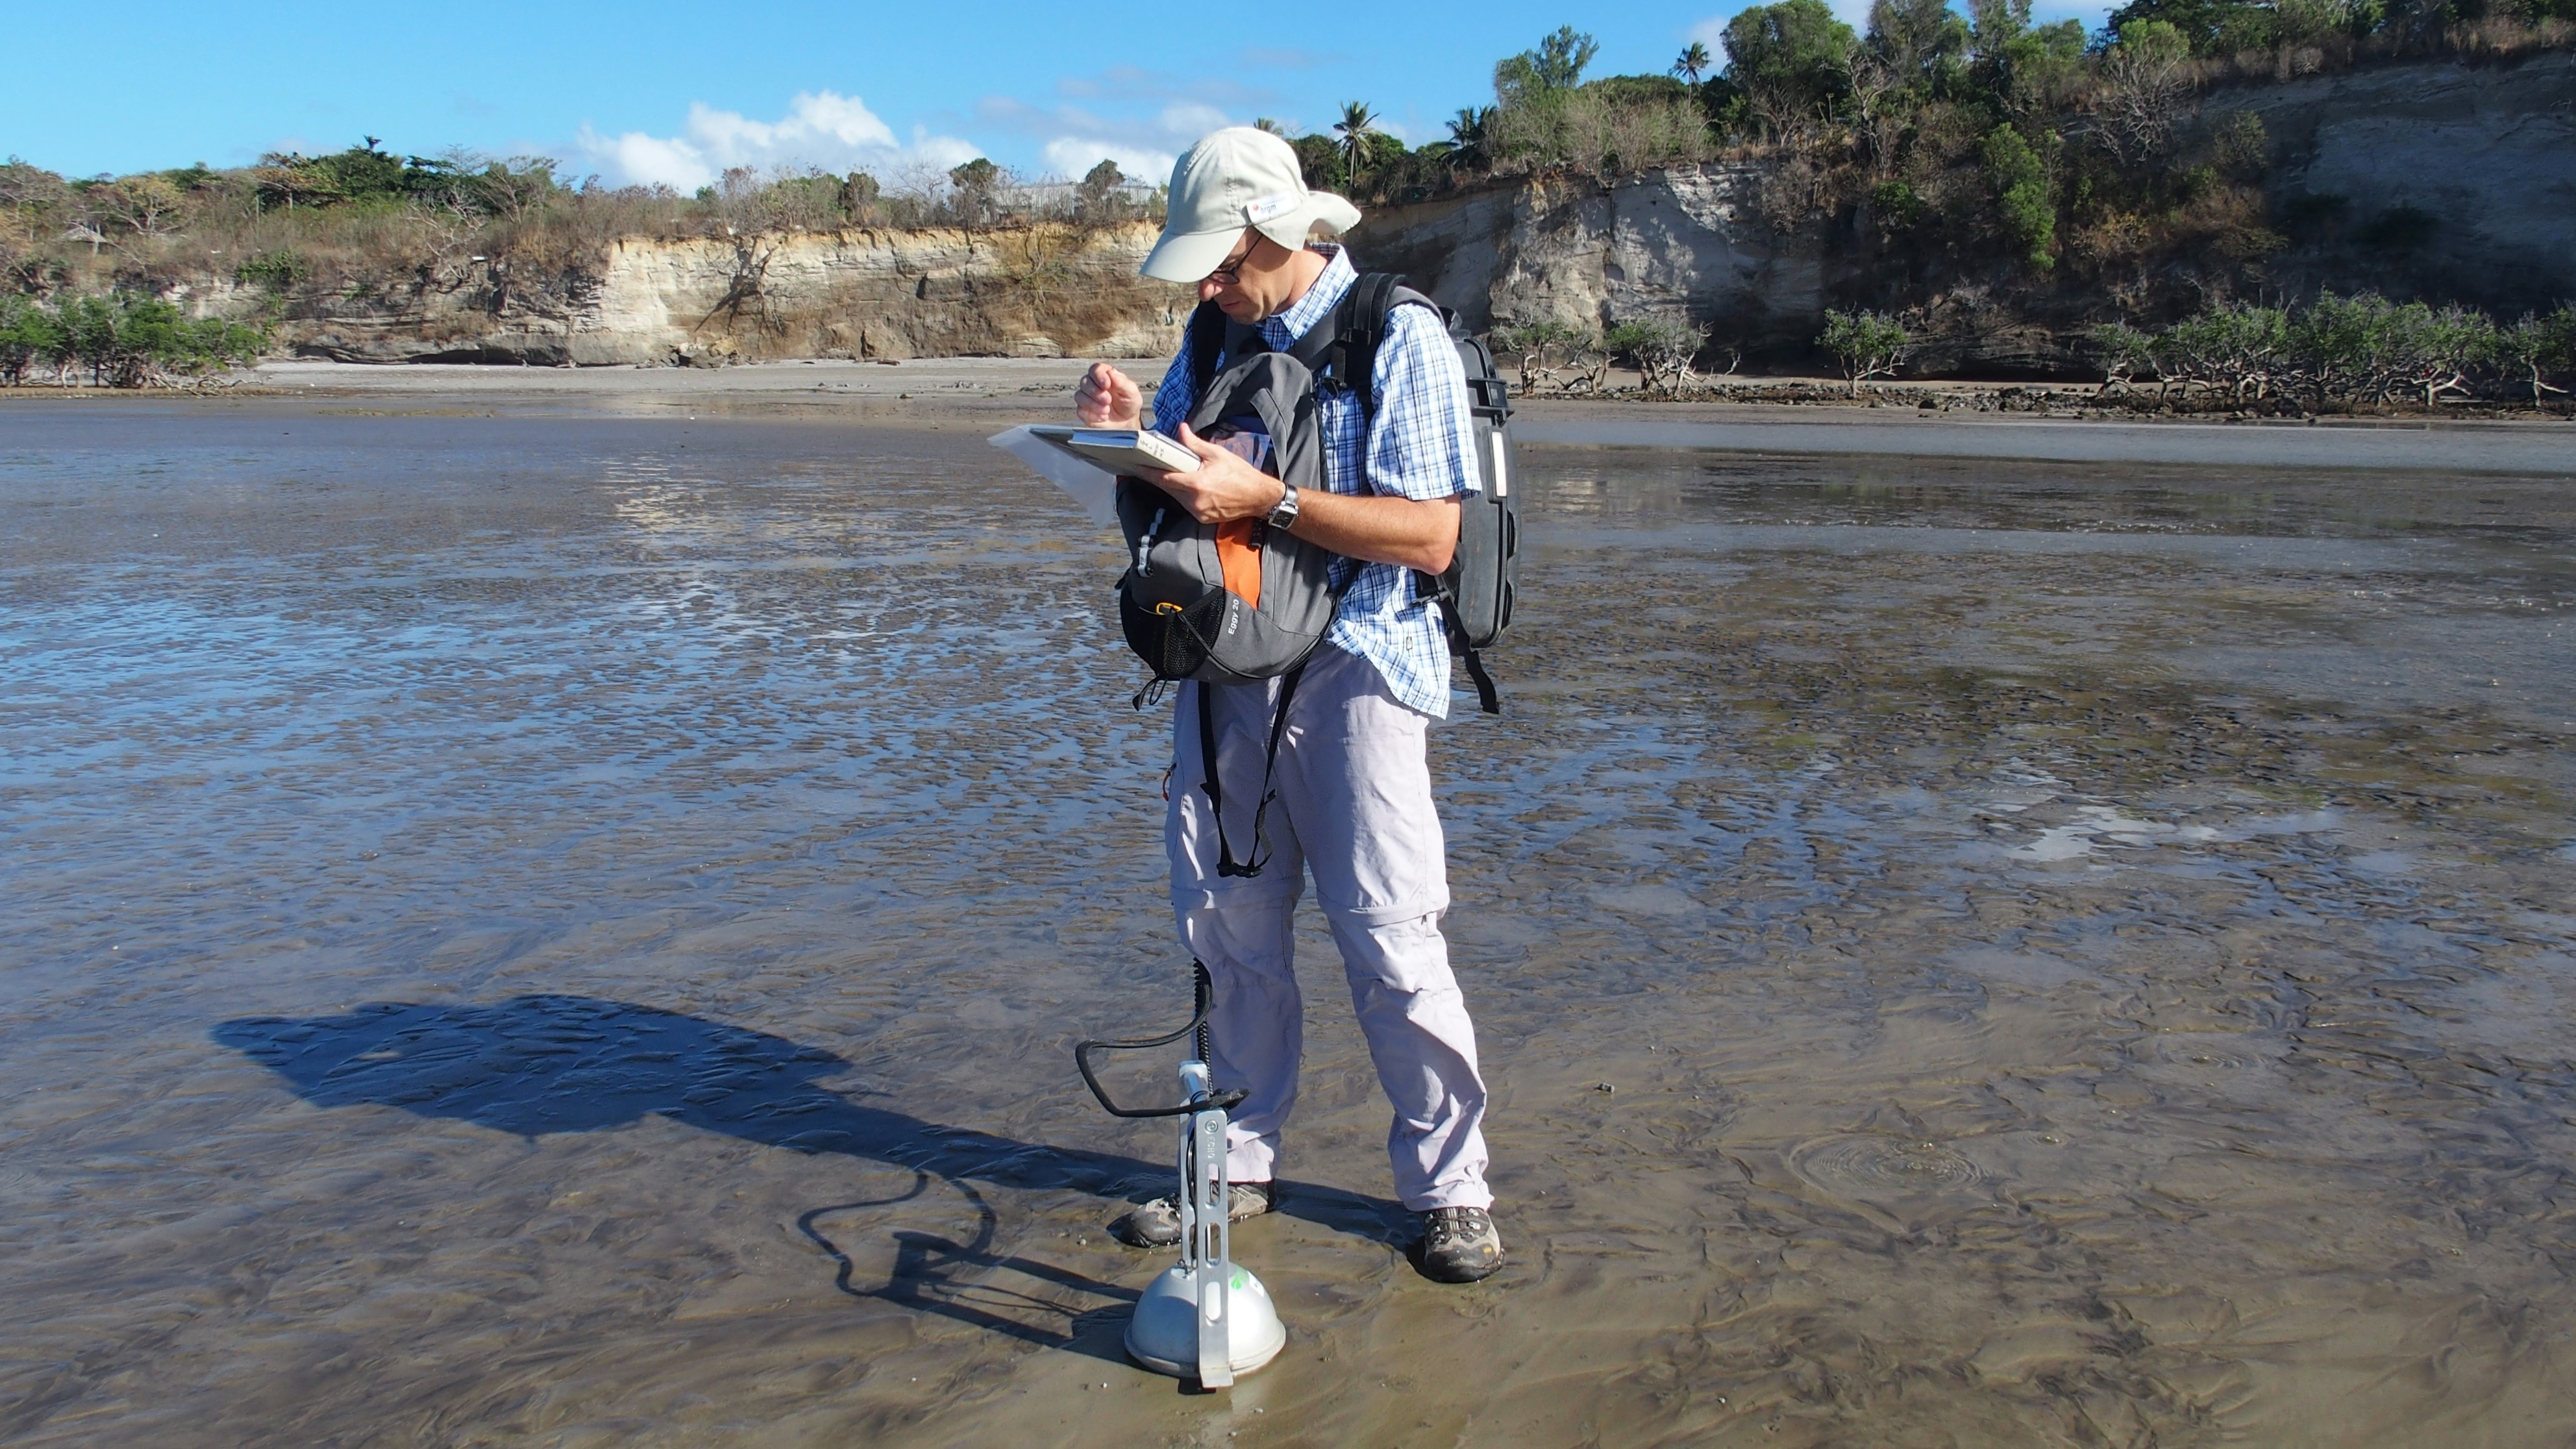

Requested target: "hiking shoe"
[
  {"left": 1109, "top": 1181, "right": 1276, "bottom": 1248},
  {"left": 1415, "top": 1206, "right": 1505, "bottom": 1283}
]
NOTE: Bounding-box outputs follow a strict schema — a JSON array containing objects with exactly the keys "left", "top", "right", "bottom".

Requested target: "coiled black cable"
[{"left": 1073, "top": 960, "right": 1248, "bottom": 1118}]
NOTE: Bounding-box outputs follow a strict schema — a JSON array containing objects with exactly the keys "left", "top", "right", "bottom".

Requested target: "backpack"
[
  {"left": 1117, "top": 274, "right": 1520, "bottom": 709},
  {"left": 1306, "top": 273, "right": 1520, "bottom": 716},
  {"left": 1114, "top": 342, "right": 1342, "bottom": 691},
  {"left": 1113, "top": 275, "right": 1522, "bottom": 878}
]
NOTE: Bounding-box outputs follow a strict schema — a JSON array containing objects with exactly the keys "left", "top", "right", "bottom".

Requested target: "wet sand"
[{"left": 4, "top": 395, "right": 2573, "bottom": 1446}]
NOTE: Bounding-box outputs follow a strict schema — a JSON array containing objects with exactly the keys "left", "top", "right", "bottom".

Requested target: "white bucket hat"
[{"left": 1139, "top": 127, "right": 1365, "bottom": 283}]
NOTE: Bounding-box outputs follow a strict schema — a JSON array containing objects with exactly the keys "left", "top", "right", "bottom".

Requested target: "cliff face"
[
  {"left": 282, "top": 222, "right": 1187, "bottom": 365},
  {"left": 1356, "top": 51, "right": 2575, "bottom": 373},
  {"left": 1350, "top": 167, "right": 1829, "bottom": 352},
  {"left": 2223, "top": 49, "right": 2576, "bottom": 312},
  {"left": 254, "top": 54, "right": 2568, "bottom": 374}
]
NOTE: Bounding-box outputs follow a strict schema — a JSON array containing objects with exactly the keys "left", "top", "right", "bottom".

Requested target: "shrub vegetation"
[
  {"left": 1, "top": 291, "right": 267, "bottom": 387},
  {"left": 2096, "top": 291, "right": 2576, "bottom": 406}
]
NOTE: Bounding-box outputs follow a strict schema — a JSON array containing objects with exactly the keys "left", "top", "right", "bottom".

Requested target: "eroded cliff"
[
  {"left": 257, "top": 53, "right": 2569, "bottom": 376},
  {"left": 282, "top": 222, "right": 1189, "bottom": 366},
  {"left": 1357, "top": 50, "right": 2575, "bottom": 374}
]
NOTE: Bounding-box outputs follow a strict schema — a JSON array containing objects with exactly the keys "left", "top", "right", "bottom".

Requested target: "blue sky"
[{"left": 8, "top": 0, "right": 2114, "bottom": 188}]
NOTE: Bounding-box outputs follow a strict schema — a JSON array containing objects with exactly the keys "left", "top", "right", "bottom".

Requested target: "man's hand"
[
  {"left": 1074, "top": 362, "right": 1143, "bottom": 429},
  {"left": 1141, "top": 425, "right": 1463, "bottom": 573},
  {"left": 1137, "top": 424, "right": 1283, "bottom": 524}
]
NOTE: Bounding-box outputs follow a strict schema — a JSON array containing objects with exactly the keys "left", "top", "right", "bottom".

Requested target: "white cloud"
[
  {"left": 990, "top": 97, "right": 1241, "bottom": 186},
  {"left": 1688, "top": 14, "right": 1737, "bottom": 51},
  {"left": 578, "top": 90, "right": 981, "bottom": 192},
  {"left": 1042, "top": 138, "right": 1178, "bottom": 183}
]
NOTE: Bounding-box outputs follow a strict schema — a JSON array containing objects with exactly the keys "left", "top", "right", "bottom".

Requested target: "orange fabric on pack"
[{"left": 1216, "top": 519, "right": 1261, "bottom": 608}]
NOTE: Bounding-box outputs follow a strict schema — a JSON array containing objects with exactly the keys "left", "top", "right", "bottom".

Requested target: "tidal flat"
[{"left": 3, "top": 395, "right": 2573, "bottom": 1447}]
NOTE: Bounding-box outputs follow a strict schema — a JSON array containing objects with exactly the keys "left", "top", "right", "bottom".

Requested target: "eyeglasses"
[{"left": 1205, "top": 236, "right": 1259, "bottom": 286}]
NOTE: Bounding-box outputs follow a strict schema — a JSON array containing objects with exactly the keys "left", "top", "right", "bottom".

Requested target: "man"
[{"left": 1074, "top": 127, "right": 1502, "bottom": 1284}]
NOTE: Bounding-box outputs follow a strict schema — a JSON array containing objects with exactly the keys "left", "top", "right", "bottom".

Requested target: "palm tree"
[
  {"left": 1253, "top": 117, "right": 1289, "bottom": 136},
  {"left": 1333, "top": 101, "right": 1381, "bottom": 180},
  {"left": 1446, "top": 106, "right": 1491, "bottom": 171},
  {"left": 1672, "top": 41, "right": 1713, "bottom": 84}
]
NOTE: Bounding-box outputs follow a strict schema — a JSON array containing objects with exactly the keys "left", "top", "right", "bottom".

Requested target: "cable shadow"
[
  {"left": 214, "top": 993, "right": 1405, "bottom": 1354},
  {"left": 796, "top": 1174, "right": 1135, "bottom": 1366}
]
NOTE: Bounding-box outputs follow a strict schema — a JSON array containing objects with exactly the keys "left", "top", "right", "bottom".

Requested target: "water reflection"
[{"left": 5, "top": 402, "right": 2573, "bottom": 1446}]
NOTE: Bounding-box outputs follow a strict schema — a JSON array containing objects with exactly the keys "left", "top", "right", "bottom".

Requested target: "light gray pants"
[{"left": 1168, "top": 645, "right": 1493, "bottom": 1211}]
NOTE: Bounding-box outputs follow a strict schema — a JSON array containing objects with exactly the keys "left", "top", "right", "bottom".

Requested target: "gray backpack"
[
  {"left": 1118, "top": 277, "right": 1519, "bottom": 705},
  {"left": 1113, "top": 344, "right": 1341, "bottom": 689},
  {"left": 1115, "top": 282, "right": 1518, "bottom": 876}
]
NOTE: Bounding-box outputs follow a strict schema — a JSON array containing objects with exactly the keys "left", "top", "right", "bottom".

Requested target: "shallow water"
[{"left": 5, "top": 402, "right": 2573, "bottom": 1447}]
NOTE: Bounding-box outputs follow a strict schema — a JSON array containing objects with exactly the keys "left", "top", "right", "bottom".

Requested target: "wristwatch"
[{"left": 1266, "top": 480, "right": 1301, "bottom": 530}]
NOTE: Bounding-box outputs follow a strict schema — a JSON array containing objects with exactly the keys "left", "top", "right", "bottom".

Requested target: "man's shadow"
[{"left": 214, "top": 994, "right": 1404, "bottom": 1359}]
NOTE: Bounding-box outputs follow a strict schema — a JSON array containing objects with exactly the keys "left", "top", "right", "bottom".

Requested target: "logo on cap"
[{"left": 1243, "top": 192, "right": 1301, "bottom": 225}]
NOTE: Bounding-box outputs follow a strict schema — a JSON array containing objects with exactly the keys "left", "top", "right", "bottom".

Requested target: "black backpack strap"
[
  {"left": 1302, "top": 271, "right": 1506, "bottom": 717},
  {"left": 1283, "top": 271, "right": 1407, "bottom": 412},
  {"left": 1185, "top": 300, "right": 1229, "bottom": 396},
  {"left": 1339, "top": 271, "right": 1406, "bottom": 413},
  {"left": 1452, "top": 630, "right": 1500, "bottom": 715},
  {"left": 1196, "top": 663, "right": 1307, "bottom": 878}
]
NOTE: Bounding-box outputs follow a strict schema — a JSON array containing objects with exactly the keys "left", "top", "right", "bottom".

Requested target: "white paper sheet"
[{"left": 987, "top": 425, "right": 1120, "bottom": 528}]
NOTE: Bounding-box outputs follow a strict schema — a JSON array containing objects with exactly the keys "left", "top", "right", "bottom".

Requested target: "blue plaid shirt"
[{"left": 1151, "top": 247, "right": 1482, "bottom": 717}]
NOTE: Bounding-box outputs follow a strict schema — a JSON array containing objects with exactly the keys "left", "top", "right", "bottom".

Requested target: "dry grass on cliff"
[{"left": 3, "top": 156, "right": 1168, "bottom": 325}]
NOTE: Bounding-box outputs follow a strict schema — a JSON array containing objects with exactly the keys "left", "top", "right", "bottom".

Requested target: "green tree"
[
  {"left": 1289, "top": 133, "right": 1344, "bottom": 191},
  {"left": 0, "top": 157, "right": 71, "bottom": 213},
  {"left": 312, "top": 138, "right": 410, "bottom": 203},
  {"left": 2284, "top": 290, "right": 2392, "bottom": 404},
  {"left": 1446, "top": 107, "right": 1493, "bottom": 170},
  {"left": 2383, "top": 300, "right": 2495, "bottom": 406},
  {"left": 2100, "top": 0, "right": 2279, "bottom": 55},
  {"left": 1672, "top": 41, "right": 1714, "bottom": 83},
  {"left": 95, "top": 174, "right": 189, "bottom": 236},
  {"left": 2092, "top": 19, "right": 2194, "bottom": 163},
  {"left": 2162, "top": 300, "right": 2288, "bottom": 402},
  {"left": 1075, "top": 158, "right": 1126, "bottom": 221},
  {"left": 1968, "top": 0, "right": 2087, "bottom": 110},
  {"left": 1865, "top": 0, "right": 1970, "bottom": 86},
  {"left": 235, "top": 251, "right": 310, "bottom": 290},
  {"left": 2498, "top": 307, "right": 2576, "bottom": 402},
  {"left": 1605, "top": 316, "right": 1711, "bottom": 395},
  {"left": 49, "top": 293, "right": 264, "bottom": 388},
  {"left": 1820, "top": 309, "right": 1911, "bottom": 391},
  {"left": 1333, "top": 102, "right": 1383, "bottom": 180},
  {"left": 947, "top": 157, "right": 1001, "bottom": 226},
  {"left": 1723, "top": 0, "right": 1860, "bottom": 123},
  {"left": 1981, "top": 124, "right": 2057, "bottom": 267},
  {"left": 0, "top": 294, "right": 68, "bottom": 384},
  {"left": 1496, "top": 25, "right": 1601, "bottom": 102},
  {"left": 839, "top": 171, "right": 882, "bottom": 221},
  {"left": 2090, "top": 321, "right": 2159, "bottom": 390}
]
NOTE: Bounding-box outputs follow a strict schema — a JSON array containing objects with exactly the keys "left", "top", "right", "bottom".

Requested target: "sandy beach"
[{"left": 4, "top": 377, "right": 2573, "bottom": 1446}]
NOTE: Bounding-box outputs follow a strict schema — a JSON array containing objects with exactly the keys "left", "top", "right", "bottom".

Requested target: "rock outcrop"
[
  {"left": 258, "top": 53, "right": 2570, "bottom": 375},
  {"left": 2220, "top": 49, "right": 2576, "bottom": 313},
  {"left": 1360, "top": 51, "right": 2572, "bottom": 373},
  {"left": 284, "top": 222, "right": 1189, "bottom": 366},
  {"left": 1350, "top": 166, "right": 1829, "bottom": 353}
]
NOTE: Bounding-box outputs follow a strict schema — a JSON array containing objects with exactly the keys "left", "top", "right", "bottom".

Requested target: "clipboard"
[{"left": 1024, "top": 426, "right": 1200, "bottom": 476}]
